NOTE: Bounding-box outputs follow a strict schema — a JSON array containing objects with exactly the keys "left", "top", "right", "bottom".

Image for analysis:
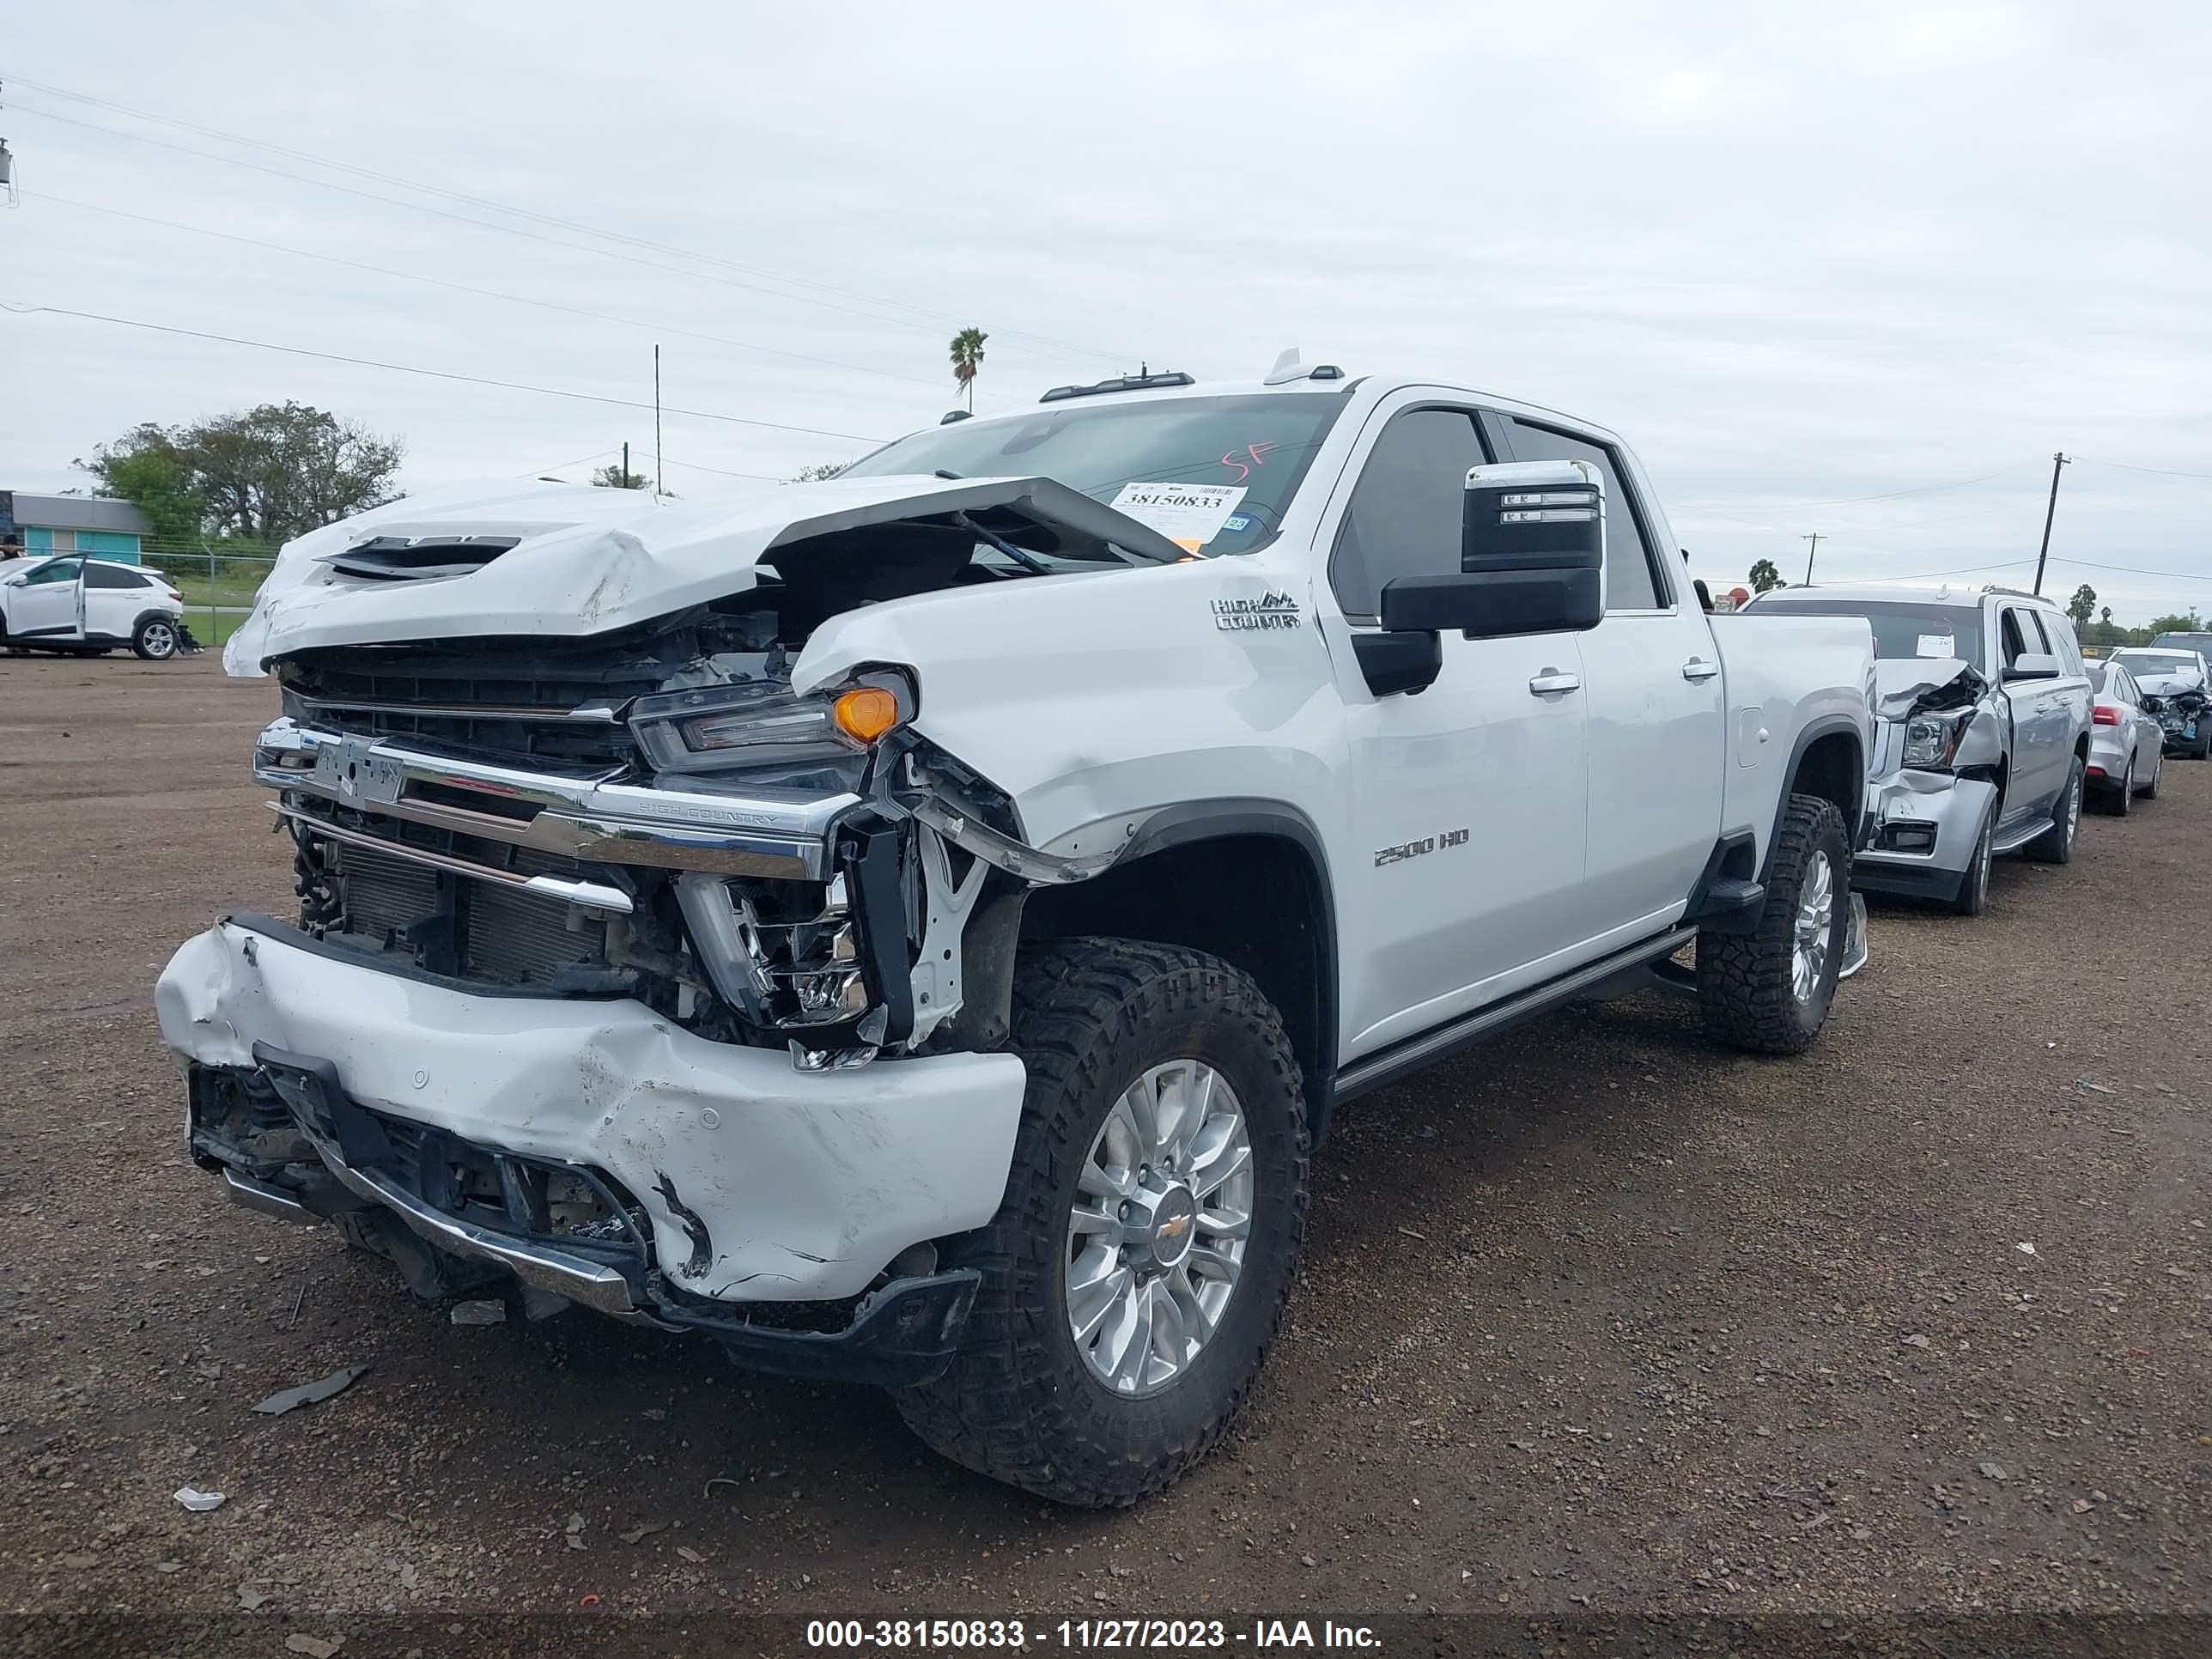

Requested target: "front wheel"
[
  {"left": 2027, "top": 756, "right": 2085, "bottom": 864},
  {"left": 893, "top": 939, "right": 1309, "bottom": 1508},
  {"left": 1697, "top": 793, "right": 1852, "bottom": 1055},
  {"left": 132, "top": 615, "right": 180, "bottom": 661},
  {"left": 1949, "top": 800, "right": 1997, "bottom": 916}
]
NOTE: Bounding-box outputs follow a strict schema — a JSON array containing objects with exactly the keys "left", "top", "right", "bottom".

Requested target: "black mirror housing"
[{"left": 1380, "top": 568, "right": 1601, "bottom": 638}]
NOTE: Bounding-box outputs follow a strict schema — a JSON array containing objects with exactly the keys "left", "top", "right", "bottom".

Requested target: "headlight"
[
  {"left": 1901, "top": 711, "right": 1967, "bottom": 770},
  {"left": 629, "top": 672, "right": 914, "bottom": 774}
]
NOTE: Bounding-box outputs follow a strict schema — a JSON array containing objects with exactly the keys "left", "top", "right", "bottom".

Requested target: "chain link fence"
[{"left": 140, "top": 542, "right": 281, "bottom": 651}]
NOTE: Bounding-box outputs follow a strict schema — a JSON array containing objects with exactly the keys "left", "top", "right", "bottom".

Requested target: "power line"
[
  {"left": 4, "top": 87, "right": 1133, "bottom": 373},
  {"left": 2, "top": 301, "right": 889, "bottom": 443},
  {"left": 27, "top": 190, "right": 1010, "bottom": 402},
  {"left": 2072, "top": 456, "right": 2212, "bottom": 482}
]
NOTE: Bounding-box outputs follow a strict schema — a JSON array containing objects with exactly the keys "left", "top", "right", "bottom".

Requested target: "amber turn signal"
[{"left": 833, "top": 685, "right": 903, "bottom": 744}]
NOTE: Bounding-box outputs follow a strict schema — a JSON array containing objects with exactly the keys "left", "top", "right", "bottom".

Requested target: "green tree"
[
  {"left": 2066, "top": 584, "right": 2097, "bottom": 625},
  {"left": 787, "top": 461, "right": 848, "bottom": 482},
  {"left": 2100, "top": 605, "right": 2112, "bottom": 624},
  {"left": 949, "top": 326, "right": 988, "bottom": 410},
  {"left": 591, "top": 461, "right": 653, "bottom": 489},
  {"left": 1747, "top": 557, "right": 1782, "bottom": 593},
  {"left": 2148, "top": 610, "right": 2203, "bottom": 635},
  {"left": 82, "top": 443, "right": 208, "bottom": 550},
  {"left": 79, "top": 403, "right": 403, "bottom": 548}
]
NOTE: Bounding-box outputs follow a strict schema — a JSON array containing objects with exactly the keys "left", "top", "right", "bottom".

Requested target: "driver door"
[
  {"left": 7, "top": 557, "right": 85, "bottom": 640},
  {"left": 1318, "top": 398, "right": 1593, "bottom": 1061}
]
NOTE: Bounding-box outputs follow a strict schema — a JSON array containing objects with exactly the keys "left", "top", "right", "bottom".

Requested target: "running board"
[{"left": 1332, "top": 926, "right": 1698, "bottom": 1106}]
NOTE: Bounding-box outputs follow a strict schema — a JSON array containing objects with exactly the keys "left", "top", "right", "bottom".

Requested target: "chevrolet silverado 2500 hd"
[{"left": 157, "top": 364, "right": 1875, "bottom": 1506}]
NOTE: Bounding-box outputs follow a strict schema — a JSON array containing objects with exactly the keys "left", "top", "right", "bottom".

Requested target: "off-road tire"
[
  {"left": 892, "top": 938, "right": 1309, "bottom": 1508},
  {"left": 132, "top": 615, "right": 180, "bottom": 661},
  {"left": 1949, "top": 800, "right": 1997, "bottom": 916},
  {"left": 1697, "top": 793, "right": 1851, "bottom": 1055},
  {"left": 2027, "top": 755, "right": 2085, "bottom": 864}
]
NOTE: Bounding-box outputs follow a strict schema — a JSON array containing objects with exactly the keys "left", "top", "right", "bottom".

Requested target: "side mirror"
[
  {"left": 1352, "top": 460, "right": 1607, "bottom": 698},
  {"left": 1377, "top": 459, "right": 1606, "bottom": 639},
  {"left": 2003, "top": 652, "right": 2060, "bottom": 683}
]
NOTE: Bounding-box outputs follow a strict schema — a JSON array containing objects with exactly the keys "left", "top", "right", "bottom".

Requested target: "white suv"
[{"left": 0, "top": 555, "right": 192, "bottom": 659}]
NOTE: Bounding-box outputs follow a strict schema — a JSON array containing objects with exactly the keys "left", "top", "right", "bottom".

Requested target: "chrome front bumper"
[
  {"left": 252, "top": 716, "right": 854, "bottom": 880},
  {"left": 1856, "top": 770, "right": 1999, "bottom": 892},
  {"left": 158, "top": 918, "right": 1027, "bottom": 1303}
]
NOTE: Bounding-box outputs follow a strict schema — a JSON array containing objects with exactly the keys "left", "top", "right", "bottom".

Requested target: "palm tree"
[
  {"left": 1747, "top": 557, "right": 1782, "bottom": 593},
  {"left": 950, "top": 327, "right": 988, "bottom": 410}
]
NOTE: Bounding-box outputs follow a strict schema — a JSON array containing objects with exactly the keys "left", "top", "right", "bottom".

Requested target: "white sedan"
[{"left": 0, "top": 555, "right": 195, "bottom": 659}]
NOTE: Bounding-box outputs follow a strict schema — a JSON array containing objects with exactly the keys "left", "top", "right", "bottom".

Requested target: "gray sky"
[{"left": 4, "top": 2, "right": 2208, "bottom": 621}]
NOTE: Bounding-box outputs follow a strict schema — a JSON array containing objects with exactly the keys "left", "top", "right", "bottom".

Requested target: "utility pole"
[
  {"left": 653, "top": 345, "right": 664, "bottom": 497},
  {"left": 621, "top": 441, "right": 629, "bottom": 487},
  {"left": 2032, "top": 451, "right": 2070, "bottom": 595},
  {"left": 1802, "top": 532, "right": 1824, "bottom": 586}
]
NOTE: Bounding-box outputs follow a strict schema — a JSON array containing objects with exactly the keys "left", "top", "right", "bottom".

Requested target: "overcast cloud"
[{"left": 3, "top": 2, "right": 2208, "bottom": 618}]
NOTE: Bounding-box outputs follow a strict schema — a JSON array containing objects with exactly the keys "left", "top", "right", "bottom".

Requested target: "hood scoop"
[{"left": 325, "top": 535, "right": 524, "bottom": 582}]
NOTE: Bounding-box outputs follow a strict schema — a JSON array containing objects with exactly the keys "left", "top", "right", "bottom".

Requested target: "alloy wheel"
[
  {"left": 1790, "top": 848, "right": 1834, "bottom": 1004},
  {"left": 1065, "top": 1060, "right": 1254, "bottom": 1397}
]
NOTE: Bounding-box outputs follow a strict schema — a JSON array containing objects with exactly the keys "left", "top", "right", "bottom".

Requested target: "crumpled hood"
[
  {"left": 1873, "top": 656, "right": 1984, "bottom": 720},
  {"left": 223, "top": 471, "right": 1182, "bottom": 674},
  {"left": 2130, "top": 669, "right": 2206, "bottom": 697}
]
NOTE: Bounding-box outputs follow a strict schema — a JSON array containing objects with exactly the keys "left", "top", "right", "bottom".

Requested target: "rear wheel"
[
  {"left": 2027, "top": 756, "right": 2085, "bottom": 864},
  {"left": 2103, "top": 758, "right": 2134, "bottom": 817},
  {"left": 1698, "top": 793, "right": 1851, "bottom": 1055},
  {"left": 132, "top": 616, "right": 179, "bottom": 660},
  {"left": 893, "top": 938, "right": 1309, "bottom": 1507},
  {"left": 2138, "top": 749, "right": 2161, "bottom": 799}
]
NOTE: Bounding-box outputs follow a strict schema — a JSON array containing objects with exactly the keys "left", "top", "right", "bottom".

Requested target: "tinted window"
[
  {"left": 1328, "top": 409, "right": 1490, "bottom": 617},
  {"left": 22, "top": 557, "right": 81, "bottom": 587},
  {"left": 1498, "top": 418, "right": 1662, "bottom": 609},
  {"left": 2085, "top": 662, "right": 2107, "bottom": 693},
  {"left": 83, "top": 563, "right": 149, "bottom": 590},
  {"left": 840, "top": 392, "right": 1346, "bottom": 557},
  {"left": 1746, "top": 598, "right": 1984, "bottom": 666},
  {"left": 1999, "top": 609, "right": 2034, "bottom": 668}
]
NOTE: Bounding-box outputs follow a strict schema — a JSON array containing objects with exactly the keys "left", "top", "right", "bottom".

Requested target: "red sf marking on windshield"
[{"left": 1218, "top": 441, "right": 1280, "bottom": 484}]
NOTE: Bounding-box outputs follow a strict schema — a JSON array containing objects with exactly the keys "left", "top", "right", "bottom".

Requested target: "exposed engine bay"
[{"left": 252, "top": 498, "right": 1166, "bottom": 1072}]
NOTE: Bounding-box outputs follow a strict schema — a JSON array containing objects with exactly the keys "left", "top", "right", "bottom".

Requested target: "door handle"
[
  {"left": 1682, "top": 658, "right": 1720, "bottom": 683},
  {"left": 1528, "top": 670, "right": 1582, "bottom": 696}
]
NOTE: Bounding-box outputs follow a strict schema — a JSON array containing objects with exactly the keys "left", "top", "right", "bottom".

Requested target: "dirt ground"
[{"left": 2, "top": 653, "right": 2205, "bottom": 1641}]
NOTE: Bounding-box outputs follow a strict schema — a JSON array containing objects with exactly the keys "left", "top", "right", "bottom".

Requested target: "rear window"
[{"left": 1747, "top": 598, "right": 1984, "bottom": 666}]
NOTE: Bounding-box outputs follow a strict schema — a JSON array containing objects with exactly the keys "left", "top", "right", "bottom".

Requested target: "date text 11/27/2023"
[{"left": 805, "top": 1618, "right": 1383, "bottom": 1650}]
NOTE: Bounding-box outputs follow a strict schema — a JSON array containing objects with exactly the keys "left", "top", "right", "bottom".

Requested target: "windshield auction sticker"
[{"left": 1109, "top": 482, "right": 1248, "bottom": 551}]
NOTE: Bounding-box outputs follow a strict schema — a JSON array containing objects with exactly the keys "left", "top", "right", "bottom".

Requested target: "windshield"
[
  {"left": 2151, "top": 633, "right": 2212, "bottom": 658},
  {"left": 839, "top": 393, "right": 1347, "bottom": 556},
  {"left": 1747, "top": 598, "right": 1984, "bottom": 667},
  {"left": 2115, "top": 651, "right": 2200, "bottom": 677}
]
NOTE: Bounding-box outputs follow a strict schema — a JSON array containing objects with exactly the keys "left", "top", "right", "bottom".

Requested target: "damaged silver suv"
[{"left": 1744, "top": 583, "right": 2093, "bottom": 915}]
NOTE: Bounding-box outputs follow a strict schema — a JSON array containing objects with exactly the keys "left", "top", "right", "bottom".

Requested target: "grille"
[
  {"left": 327, "top": 836, "right": 613, "bottom": 988},
  {"left": 278, "top": 641, "right": 687, "bottom": 770}
]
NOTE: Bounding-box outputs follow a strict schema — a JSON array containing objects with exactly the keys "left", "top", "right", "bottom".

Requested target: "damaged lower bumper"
[
  {"left": 157, "top": 917, "right": 1026, "bottom": 1381},
  {"left": 1853, "top": 769, "right": 1999, "bottom": 900}
]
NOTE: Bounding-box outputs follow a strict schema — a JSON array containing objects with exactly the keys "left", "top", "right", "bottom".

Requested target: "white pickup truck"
[{"left": 158, "top": 362, "right": 1875, "bottom": 1506}]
